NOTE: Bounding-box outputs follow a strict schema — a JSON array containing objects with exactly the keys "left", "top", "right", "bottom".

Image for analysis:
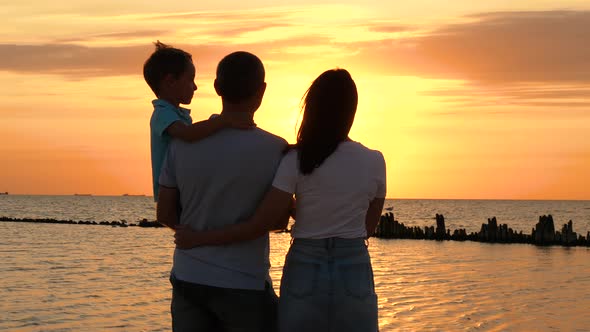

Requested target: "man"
[{"left": 157, "top": 51, "right": 288, "bottom": 331}]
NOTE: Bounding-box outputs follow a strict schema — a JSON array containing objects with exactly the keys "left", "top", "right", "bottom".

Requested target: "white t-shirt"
[{"left": 272, "top": 141, "right": 386, "bottom": 239}]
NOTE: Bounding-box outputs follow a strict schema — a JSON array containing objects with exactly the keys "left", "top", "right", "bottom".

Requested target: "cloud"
[
  {"left": 368, "top": 25, "right": 409, "bottom": 33},
  {"left": 355, "top": 10, "right": 590, "bottom": 84},
  {"left": 0, "top": 38, "right": 321, "bottom": 80},
  {"left": 146, "top": 9, "right": 297, "bottom": 21},
  {"left": 2, "top": 10, "right": 589, "bottom": 88},
  {"left": 424, "top": 83, "right": 590, "bottom": 110},
  {"left": 53, "top": 30, "right": 171, "bottom": 43},
  {"left": 198, "top": 22, "right": 293, "bottom": 40},
  {"left": 0, "top": 44, "right": 150, "bottom": 78}
]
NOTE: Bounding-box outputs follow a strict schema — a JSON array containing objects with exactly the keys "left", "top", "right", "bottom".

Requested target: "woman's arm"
[
  {"left": 174, "top": 187, "right": 293, "bottom": 248},
  {"left": 365, "top": 197, "right": 385, "bottom": 238}
]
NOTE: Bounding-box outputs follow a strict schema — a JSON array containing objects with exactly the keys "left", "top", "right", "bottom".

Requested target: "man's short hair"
[
  {"left": 215, "top": 52, "right": 265, "bottom": 103},
  {"left": 143, "top": 41, "right": 192, "bottom": 96}
]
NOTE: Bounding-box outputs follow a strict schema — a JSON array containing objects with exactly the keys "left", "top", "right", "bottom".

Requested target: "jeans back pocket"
[
  {"left": 337, "top": 263, "right": 375, "bottom": 299},
  {"left": 281, "top": 259, "right": 320, "bottom": 298}
]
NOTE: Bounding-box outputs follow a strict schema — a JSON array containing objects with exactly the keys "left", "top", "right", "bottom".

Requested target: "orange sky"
[{"left": 0, "top": 1, "right": 589, "bottom": 199}]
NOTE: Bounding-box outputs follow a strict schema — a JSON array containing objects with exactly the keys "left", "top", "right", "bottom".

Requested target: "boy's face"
[{"left": 172, "top": 61, "right": 197, "bottom": 105}]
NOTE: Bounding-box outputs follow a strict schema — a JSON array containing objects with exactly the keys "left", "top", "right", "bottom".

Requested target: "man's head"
[
  {"left": 214, "top": 52, "right": 266, "bottom": 109},
  {"left": 143, "top": 41, "right": 197, "bottom": 105}
]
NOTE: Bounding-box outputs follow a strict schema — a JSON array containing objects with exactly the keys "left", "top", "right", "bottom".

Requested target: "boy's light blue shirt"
[{"left": 150, "top": 99, "right": 192, "bottom": 201}]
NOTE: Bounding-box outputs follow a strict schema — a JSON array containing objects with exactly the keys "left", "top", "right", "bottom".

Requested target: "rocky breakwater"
[
  {"left": 373, "top": 213, "right": 590, "bottom": 247},
  {"left": 0, "top": 216, "right": 164, "bottom": 228}
]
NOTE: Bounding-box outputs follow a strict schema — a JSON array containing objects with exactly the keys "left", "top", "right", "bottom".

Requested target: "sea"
[{"left": 1, "top": 195, "right": 590, "bottom": 331}]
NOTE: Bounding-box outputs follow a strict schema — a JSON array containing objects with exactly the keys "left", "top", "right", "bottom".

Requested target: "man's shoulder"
[{"left": 252, "top": 128, "right": 288, "bottom": 147}]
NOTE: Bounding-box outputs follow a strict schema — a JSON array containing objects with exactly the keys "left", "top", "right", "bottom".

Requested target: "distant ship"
[
  {"left": 0, "top": 192, "right": 8, "bottom": 195},
  {"left": 74, "top": 194, "right": 92, "bottom": 196},
  {"left": 122, "top": 194, "right": 146, "bottom": 197}
]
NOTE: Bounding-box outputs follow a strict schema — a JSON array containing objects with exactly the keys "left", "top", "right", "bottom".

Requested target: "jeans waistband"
[{"left": 292, "top": 237, "right": 367, "bottom": 249}]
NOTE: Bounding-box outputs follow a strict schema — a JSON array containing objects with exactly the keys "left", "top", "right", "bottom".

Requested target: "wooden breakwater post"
[
  {"left": 373, "top": 212, "right": 426, "bottom": 239},
  {"left": 373, "top": 213, "right": 590, "bottom": 247},
  {"left": 477, "top": 217, "right": 529, "bottom": 243},
  {"left": 532, "top": 215, "right": 580, "bottom": 246},
  {"left": 435, "top": 214, "right": 448, "bottom": 240},
  {"left": 532, "top": 215, "right": 556, "bottom": 245}
]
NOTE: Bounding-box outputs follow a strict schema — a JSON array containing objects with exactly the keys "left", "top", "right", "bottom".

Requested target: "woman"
[{"left": 175, "top": 68, "right": 386, "bottom": 331}]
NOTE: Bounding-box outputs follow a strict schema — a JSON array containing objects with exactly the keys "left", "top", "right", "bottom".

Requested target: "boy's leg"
[{"left": 209, "top": 286, "right": 266, "bottom": 332}]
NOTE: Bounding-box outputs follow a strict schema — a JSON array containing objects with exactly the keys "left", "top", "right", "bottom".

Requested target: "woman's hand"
[{"left": 174, "top": 224, "right": 200, "bottom": 249}]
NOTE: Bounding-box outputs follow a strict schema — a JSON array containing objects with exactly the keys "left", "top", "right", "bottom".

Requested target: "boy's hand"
[
  {"left": 219, "top": 114, "right": 256, "bottom": 129},
  {"left": 174, "top": 225, "right": 200, "bottom": 249}
]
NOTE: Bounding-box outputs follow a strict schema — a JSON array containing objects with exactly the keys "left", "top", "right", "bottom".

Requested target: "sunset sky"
[{"left": 1, "top": 1, "right": 589, "bottom": 199}]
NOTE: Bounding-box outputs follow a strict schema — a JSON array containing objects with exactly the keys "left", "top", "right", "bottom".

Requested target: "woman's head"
[{"left": 297, "top": 69, "right": 358, "bottom": 175}]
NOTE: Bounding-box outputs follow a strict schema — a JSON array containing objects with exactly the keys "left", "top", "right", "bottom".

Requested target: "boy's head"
[
  {"left": 214, "top": 51, "right": 265, "bottom": 105},
  {"left": 143, "top": 41, "right": 196, "bottom": 104}
]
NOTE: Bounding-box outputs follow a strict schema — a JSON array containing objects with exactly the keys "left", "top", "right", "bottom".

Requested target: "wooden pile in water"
[{"left": 373, "top": 213, "right": 590, "bottom": 247}]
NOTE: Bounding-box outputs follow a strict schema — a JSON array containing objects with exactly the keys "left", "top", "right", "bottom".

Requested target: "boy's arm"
[
  {"left": 174, "top": 187, "right": 293, "bottom": 248},
  {"left": 157, "top": 185, "right": 180, "bottom": 230},
  {"left": 166, "top": 115, "right": 255, "bottom": 142}
]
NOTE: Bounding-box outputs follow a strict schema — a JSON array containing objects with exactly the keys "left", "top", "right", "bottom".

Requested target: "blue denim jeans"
[{"left": 278, "top": 238, "right": 378, "bottom": 332}]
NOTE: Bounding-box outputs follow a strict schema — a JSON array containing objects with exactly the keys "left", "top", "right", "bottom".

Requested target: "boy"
[{"left": 143, "top": 41, "right": 253, "bottom": 201}]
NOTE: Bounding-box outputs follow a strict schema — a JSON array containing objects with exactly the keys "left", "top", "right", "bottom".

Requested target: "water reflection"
[{"left": 1, "top": 223, "right": 590, "bottom": 331}]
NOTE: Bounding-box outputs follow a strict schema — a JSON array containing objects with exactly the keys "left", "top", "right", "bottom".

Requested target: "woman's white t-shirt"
[{"left": 272, "top": 141, "right": 386, "bottom": 239}]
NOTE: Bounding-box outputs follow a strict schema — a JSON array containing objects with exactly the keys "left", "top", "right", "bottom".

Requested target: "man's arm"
[
  {"left": 365, "top": 197, "right": 385, "bottom": 238},
  {"left": 174, "top": 187, "right": 293, "bottom": 248},
  {"left": 157, "top": 185, "right": 180, "bottom": 230},
  {"left": 166, "top": 115, "right": 255, "bottom": 142}
]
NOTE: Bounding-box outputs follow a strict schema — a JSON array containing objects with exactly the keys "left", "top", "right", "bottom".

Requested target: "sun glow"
[{"left": 1, "top": 1, "right": 589, "bottom": 199}]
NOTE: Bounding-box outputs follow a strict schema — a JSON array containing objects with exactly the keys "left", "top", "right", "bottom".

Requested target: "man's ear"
[
  {"left": 213, "top": 79, "right": 222, "bottom": 96},
  {"left": 257, "top": 82, "right": 267, "bottom": 99}
]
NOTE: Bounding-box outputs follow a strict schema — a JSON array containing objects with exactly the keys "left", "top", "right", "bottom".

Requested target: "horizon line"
[{"left": 1, "top": 193, "right": 588, "bottom": 202}]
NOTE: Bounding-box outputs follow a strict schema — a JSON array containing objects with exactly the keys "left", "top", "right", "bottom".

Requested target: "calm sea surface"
[{"left": 1, "top": 195, "right": 590, "bottom": 331}]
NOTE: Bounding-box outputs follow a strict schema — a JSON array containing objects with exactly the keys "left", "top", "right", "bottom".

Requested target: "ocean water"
[
  {"left": 2, "top": 195, "right": 589, "bottom": 234},
  {"left": 1, "top": 195, "right": 590, "bottom": 331}
]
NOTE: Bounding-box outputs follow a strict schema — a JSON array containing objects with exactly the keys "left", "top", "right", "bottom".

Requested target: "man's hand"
[{"left": 174, "top": 224, "right": 200, "bottom": 249}]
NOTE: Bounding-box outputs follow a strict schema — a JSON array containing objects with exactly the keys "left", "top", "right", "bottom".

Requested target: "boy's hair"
[
  {"left": 143, "top": 41, "right": 193, "bottom": 96},
  {"left": 215, "top": 51, "right": 265, "bottom": 103}
]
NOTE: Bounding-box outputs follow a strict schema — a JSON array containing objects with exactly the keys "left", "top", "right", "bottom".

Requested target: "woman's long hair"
[{"left": 297, "top": 69, "right": 358, "bottom": 175}]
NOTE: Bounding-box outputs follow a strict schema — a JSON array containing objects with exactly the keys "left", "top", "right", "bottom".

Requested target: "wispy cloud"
[
  {"left": 145, "top": 8, "right": 298, "bottom": 21},
  {"left": 368, "top": 24, "right": 409, "bottom": 33},
  {"left": 0, "top": 44, "right": 149, "bottom": 77},
  {"left": 426, "top": 84, "right": 590, "bottom": 109},
  {"left": 53, "top": 30, "right": 171, "bottom": 43},
  {"left": 355, "top": 11, "right": 590, "bottom": 84},
  {"left": 2, "top": 10, "right": 589, "bottom": 88}
]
